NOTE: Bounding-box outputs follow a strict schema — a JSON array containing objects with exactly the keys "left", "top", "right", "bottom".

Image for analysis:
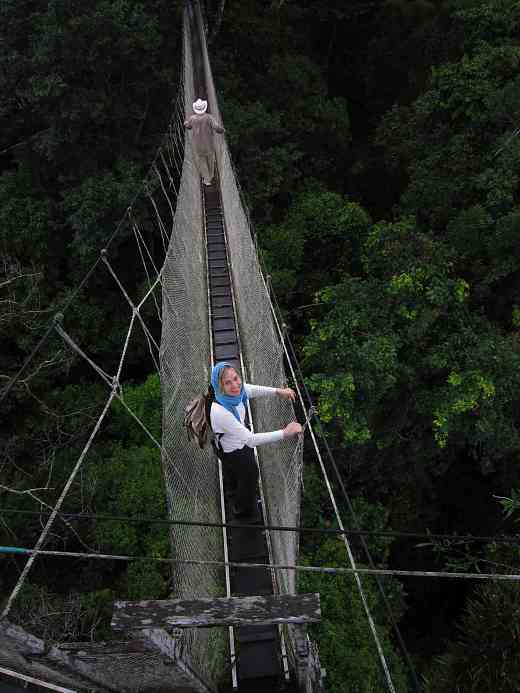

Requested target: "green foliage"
[
  {"left": 0, "top": 0, "right": 179, "bottom": 380},
  {"left": 495, "top": 488, "right": 520, "bottom": 520},
  {"left": 79, "top": 588, "right": 117, "bottom": 640},
  {"left": 214, "top": 3, "right": 352, "bottom": 221},
  {"left": 299, "top": 537, "right": 408, "bottom": 693},
  {"left": 125, "top": 561, "right": 167, "bottom": 600},
  {"left": 303, "top": 209, "right": 520, "bottom": 462},
  {"left": 87, "top": 373, "right": 169, "bottom": 602},
  {"left": 301, "top": 461, "right": 332, "bottom": 530},
  {"left": 349, "top": 497, "right": 397, "bottom": 570},
  {"left": 424, "top": 582, "right": 520, "bottom": 692},
  {"left": 378, "top": 1, "right": 520, "bottom": 317},
  {"left": 261, "top": 190, "right": 371, "bottom": 302},
  {"left": 433, "top": 369, "right": 496, "bottom": 448},
  {"left": 89, "top": 374, "right": 167, "bottom": 567},
  {"left": 298, "top": 494, "right": 407, "bottom": 690},
  {"left": 91, "top": 441, "right": 166, "bottom": 553},
  {"left": 111, "top": 373, "right": 162, "bottom": 445},
  {"left": 0, "top": 2, "right": 179, "bottom": 602}
]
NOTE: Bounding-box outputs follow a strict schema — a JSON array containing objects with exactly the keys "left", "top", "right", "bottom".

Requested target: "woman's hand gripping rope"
[
  {"left": 275, "top": 386, "right": 304, "bottom": 439},
  {"left": 288, "top": 405, "right": 316, "bottom": 440},
  {"left": 279, "top": 383, "right": 315, "bottom": 440},
  {"left": 276, "top": 387, "right": 297, "bottom": 402}
]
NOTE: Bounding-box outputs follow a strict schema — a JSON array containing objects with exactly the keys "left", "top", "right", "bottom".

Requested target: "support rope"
[
  {"left": 53, "top": 323, "right": 192, "bottom": 495},
  {"left": 265, "top": 275, "right": 422, "bottom": 690},
  {"left": 1, "top": 386, "right": 118, "bottom": 619},
  {"left": 284, "top": 323, "right": 422, "bottom": 692},
  {"left": 2, "top": 546, "right": 519, "bottom": 582},
  {"left": 265, "top": 281, "right": 398, "bottom": 691},
  {"left": 1, "top": 507, "right": 517, "bottom": 544}
]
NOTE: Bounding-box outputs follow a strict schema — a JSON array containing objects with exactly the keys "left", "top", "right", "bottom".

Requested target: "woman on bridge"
[{"left": 210, "top": 361, "right": 302, "bottom": 520}]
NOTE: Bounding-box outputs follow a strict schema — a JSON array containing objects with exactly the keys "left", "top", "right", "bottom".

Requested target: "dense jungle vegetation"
[{"left": 1, "top": 1, "right": 520, "bottom": 691}]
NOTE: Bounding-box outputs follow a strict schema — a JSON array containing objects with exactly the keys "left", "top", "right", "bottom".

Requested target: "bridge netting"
[
  {"left": 159, "top": 1, "right": 303, "bottom": 684},
  {"left": 199, "top": 0, "right": 303, "bottom": 598},
  {"left": 158, "top": 10, "right": 225, "bottom": 688}
]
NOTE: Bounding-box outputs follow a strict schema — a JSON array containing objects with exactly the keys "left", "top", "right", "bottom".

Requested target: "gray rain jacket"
[{"left": 184, "top": 113, "right": 224, "bottom": 154}]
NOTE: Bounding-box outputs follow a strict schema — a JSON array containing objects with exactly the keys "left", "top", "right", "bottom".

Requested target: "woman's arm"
[
  {"left": 212, "top": 404, "right": 284, "bottom": 447},
  {"left": 245, "top": 384, "right": 296, "bottom": 401}
]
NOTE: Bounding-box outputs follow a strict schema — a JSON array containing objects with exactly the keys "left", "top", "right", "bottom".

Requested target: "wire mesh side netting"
[
  {"left": 193, "top": 6, "right": 311, "bottom": 680},
  {"left": 158, "top": 9, "right": 225, "bottom": 689},
  {"left": 199, "top": 3, "right": 302, "bottom": 599}
]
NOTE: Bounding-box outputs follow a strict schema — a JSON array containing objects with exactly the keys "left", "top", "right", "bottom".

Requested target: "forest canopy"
[{"left": 1, "top": 0, "right": 520, "bottom": 690}]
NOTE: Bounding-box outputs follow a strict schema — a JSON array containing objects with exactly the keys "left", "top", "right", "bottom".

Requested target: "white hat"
[{"left": 193, "top": 99, "right": 208, "bottom": 114}]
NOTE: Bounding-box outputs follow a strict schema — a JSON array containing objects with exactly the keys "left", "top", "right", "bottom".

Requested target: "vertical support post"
[{"left": 287, "top": 624, "right": 326, "bottom": 693}]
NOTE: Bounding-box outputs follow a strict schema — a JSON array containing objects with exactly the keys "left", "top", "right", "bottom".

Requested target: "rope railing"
[
  {"left": 157, "top": 7, "right": 225, "bottom": 687},
  {"left": 2, "top": 545, "right": 520, "bottom": 583},
  {"left": 1, "top": 507, "right": 518, "bottom": 545}
]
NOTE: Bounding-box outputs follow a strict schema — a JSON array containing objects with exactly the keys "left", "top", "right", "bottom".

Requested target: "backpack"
[{"left": 184, "top": 386, "right": 221, "bottom": 452}]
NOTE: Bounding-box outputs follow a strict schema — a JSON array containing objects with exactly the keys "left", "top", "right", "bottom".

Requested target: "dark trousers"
[{"left": 219, "top": 445, "right": 257, "bottom": 515}]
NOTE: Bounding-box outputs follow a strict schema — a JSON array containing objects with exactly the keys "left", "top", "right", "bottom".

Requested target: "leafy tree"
[
  {"left": 86, "top": 374, "right": 169, "bottom": 599},
  {"left": 0, "top": 0, "right": 177, "bottom": 613},
  {"left": 378, "top": 0, "right": 520, "bottom": 329},
  {"left": 299, "top": 199, "right": 520, "bottom": 480},
  {"left": 0, "top": 0, "right": 180, "bottom": 387},
  {"left": 90, "top": 444, "right": 166, "bottom": 553},
  {"left": 299, "top": 536, "right": 409, "bottom": 693},
  {"left": 261, "top": 190, "right": 371, "bottom": 303},
  {"left": 212, "top": 0, "right": 351, "bottom": 221},
  {"left": 1, "top": 374, "right": 169, "bottom": 633},
  {"left": 424, "top": 582, "right": 520, "bottom": 692}
]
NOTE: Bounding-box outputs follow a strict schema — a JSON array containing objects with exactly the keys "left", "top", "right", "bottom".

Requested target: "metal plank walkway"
[{"left": 203, "top": 180, "right": 283, "bottom": 689}]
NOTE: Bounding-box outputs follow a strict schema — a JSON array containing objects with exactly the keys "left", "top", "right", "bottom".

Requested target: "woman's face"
[{"left": 221, "top": 367, "right": 242, "bottom": 396}]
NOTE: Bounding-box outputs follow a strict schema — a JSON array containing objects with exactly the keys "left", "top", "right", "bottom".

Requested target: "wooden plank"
[
  {"left": 0, "top": 619, "right": 210, "bottom": 693},
  {"left": 112, "top": 593, "right": 321, "bottom": 630},
  {"left": 56, "top": 641, "right": 158, "bottom": 656}
]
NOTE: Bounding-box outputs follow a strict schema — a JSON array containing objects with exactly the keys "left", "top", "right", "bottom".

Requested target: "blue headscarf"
[{"left": 211, "top": 361, "right": 248, "bottom": 422}]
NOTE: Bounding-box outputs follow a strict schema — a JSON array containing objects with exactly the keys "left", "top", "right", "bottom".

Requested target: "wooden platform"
[{"left": 112, "top": 593, "right": 321, "bottom": 630}]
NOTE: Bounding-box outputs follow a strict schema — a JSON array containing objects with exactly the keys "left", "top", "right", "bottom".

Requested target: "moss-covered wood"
[{"left": 112, "top": 593, "right": 321, "bottom": 630}]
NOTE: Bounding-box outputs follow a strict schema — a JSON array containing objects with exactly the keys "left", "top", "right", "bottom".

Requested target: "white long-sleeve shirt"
[{"left": 210, "top": 384, "right": 284, "bottom": 453}]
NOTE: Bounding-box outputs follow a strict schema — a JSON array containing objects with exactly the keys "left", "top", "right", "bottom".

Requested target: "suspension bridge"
[{"left": 0, "top": 2, "right": 418, "bottom": 692}]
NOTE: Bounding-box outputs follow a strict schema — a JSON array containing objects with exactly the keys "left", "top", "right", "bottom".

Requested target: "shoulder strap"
[{"left": 205, "top": 384, "right": 215, "bottom": 424}]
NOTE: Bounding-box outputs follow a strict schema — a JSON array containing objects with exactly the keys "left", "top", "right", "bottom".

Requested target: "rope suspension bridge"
[{"left": 2, "top": 2, "right": 517, "bottom": 692}]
